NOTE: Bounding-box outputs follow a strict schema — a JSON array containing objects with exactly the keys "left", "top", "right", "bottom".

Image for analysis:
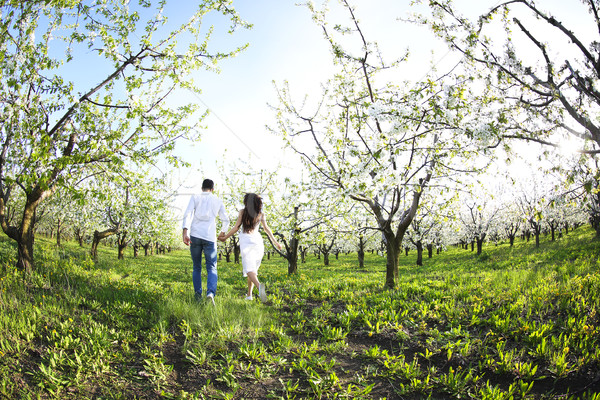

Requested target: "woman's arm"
[
  {"left": 260, "top": 213, "right": 282, "bottom": 250},
  {"left": 219, "top": 210, "right": 243, "bottom": 241}
]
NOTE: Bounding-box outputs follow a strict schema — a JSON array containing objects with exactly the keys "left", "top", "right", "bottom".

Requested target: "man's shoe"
[
  {"left": 259, "top": 284, "right": 267, "bottom": 303},
  {"left": 206, "top": 293, "right": 215, "bottom": 306},
  {"left": 244, "top": 295, "right": 253, "bottom": 301}
]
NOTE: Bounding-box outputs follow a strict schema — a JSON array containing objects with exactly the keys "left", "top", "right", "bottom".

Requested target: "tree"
[
  {"left": 301, "top": 186, "right": 353, "bottom": 267},
  {"left": 88, "top": 174, "right": 127, "bottom": 261},
  {"left": 498, "top": 204, "right": 521, "bottom": 247},
  {"left": 459, "top": 198, "right": 500, "bottom": 256},
  {"left": 36, "top": 189, "right": 76, "bottom": 246},
  {"left": 570, "top": 158, "right": 600, "bottom": 236},
  {"left": 85, "top": 168, "right": 173, "bottom": 260},
  {"left": 268, "top": 179, "right": 324, "bottom": 274},
  {"left": 310, "top": 226, "right": 337, "bottom": 267},
  {"left": 114, "top": 173, "right": 173, "bottom": 260},
  {"left": 517, "top": 181, "right": 548, "bottom": 248},
  {"left": 271, "top": 0, "right": 484, "bottom": 288},
  {"left": 343, "top": 209, "right": 377, "bottom": 269},
  {"left": 545, "top": 195, "right": 566, "bottom": 242},
  {"left": 421, "top": 1, "right": 600, "bottom": 237},
  {"left": 406, "top": 201, "right": 450, "bottom": 265},
  {"left": 0, "top": 0, "right": 249, "bottom": 272},
  {"left": 406, "top": 218, "right": 426, "bottom": 267},
  {"left": 420, "top": 0, "right": 600, "bottom": 155}
]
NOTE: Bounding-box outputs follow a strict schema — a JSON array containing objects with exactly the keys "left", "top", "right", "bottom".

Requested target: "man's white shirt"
[{"left": 182, "top": 192, "right": 230, "bottom": 242}]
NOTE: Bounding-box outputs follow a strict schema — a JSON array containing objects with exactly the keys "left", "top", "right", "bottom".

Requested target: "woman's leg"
[
  {"left": 246, "top": 277, "right": 255, "bottom": 298},
  {"left": 247, "top": 271, "right": 260, "bottom": 297}
]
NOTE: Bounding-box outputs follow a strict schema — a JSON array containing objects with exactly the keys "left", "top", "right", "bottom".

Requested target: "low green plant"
[{"left": 1, "top": 226, "right": 599, "bottom": 398}]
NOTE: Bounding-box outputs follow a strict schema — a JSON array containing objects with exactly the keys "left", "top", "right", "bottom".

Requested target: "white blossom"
[
  {"left": 367, "top": 100, "right": 389, "bottom": 118},
  {"left": 473, "top": 122, "right": 494, "bottom": 146},
  {"left": 18, "top": 17, "right": 30, "bottom": 33},
  {"left": 128, "top": 95, "right": 140, "bottom": 108}
]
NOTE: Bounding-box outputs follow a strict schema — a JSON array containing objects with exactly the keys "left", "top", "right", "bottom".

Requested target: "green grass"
[{"left": 0, "top": 227, "right": 599, "bottom": 399}]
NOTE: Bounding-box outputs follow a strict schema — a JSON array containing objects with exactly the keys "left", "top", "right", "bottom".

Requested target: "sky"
[{"left": 148, "top": 0, "right": 591, "bottom": 215}]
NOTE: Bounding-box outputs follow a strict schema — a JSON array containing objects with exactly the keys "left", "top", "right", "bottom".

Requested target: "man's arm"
[
  {"left": 217, "top": 200, "right": 230, "bottom": 235},
  {"left": 219, "top": 209, "right": 242, "bottom": 241},
  {"left": 182, "top": 196, "right": 195, "bottom": 246}
]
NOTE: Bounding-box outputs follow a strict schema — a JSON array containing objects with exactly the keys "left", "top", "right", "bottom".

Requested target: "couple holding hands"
[{"left": 182, "top": 179, "right": 282, "bottom": 304}]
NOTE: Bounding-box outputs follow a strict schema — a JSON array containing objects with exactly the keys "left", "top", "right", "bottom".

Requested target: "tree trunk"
[
  {"left": 14, "top": 197, "right": 40, "bottom": 273},
  {"left": 56, "top": 219, "right": 62, "bottom": 246},
  {"left": 476, "top": 238, "right": 484, "bottom": 255},
  {"left": 234, "top": 244, "right": 240, "bottom": 264},
  {"left": 384, "top": 238, "right": 399, "bottom": 289},
  {"left": 74, "top": 227, "right": 85, "bottom": 247},
  {"left": 427, "top": 244, "right": 433, "bottom": 258},
  {"left": 416, "top": 241, "right": 423, "bottom": 266},
  {"left": 91, "top": 228, "right": 118, "bottom": 261},
  {"left": 117, "top": 232, "right": 127, "bottom": 260},
  {"left": 118, "top": 244, "right": 126, "bottom": 259},
  {"left": 323, "top": 251, "right": 329, "bottom": 266},
  {"left": 358, "top": 249, "right": 364, "bottom": 268},
  {"left": 17, "top": 230, "right": 35, "bottom": 274},
  {"left": 357, "top": 235, "right": 365, "bottom": 269},
  {"left": 530, "top": 222, "right": 541, "bottom": 248},
  {"left": 287, "top": 232, "right": 300, "bottom": 274}
]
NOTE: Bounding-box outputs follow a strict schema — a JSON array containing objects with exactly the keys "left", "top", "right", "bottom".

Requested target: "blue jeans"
[{"left": 189, "top": 236, "right": 218, "bottom": 299}]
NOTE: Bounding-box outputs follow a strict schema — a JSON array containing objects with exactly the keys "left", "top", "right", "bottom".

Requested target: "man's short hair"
[{"left": 202, "top": 179, "right": 214, "bottom": 191}]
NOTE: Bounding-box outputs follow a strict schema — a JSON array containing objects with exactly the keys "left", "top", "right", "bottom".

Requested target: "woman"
[{"left": 218, "top": 193, "right": 282, "bottom": 302}]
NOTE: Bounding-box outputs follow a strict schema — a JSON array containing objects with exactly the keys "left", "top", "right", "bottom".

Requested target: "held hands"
[
  {"left": 182, "top": 232, "right": 190, "bottom": 246},
  {"left": 217, "top": 232, "right": 227, "bottom": 242}
]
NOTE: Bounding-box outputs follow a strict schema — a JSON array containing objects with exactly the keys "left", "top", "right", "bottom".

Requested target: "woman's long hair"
[{"left": 241, "top": 193, "right": 262, "bottom": 233}]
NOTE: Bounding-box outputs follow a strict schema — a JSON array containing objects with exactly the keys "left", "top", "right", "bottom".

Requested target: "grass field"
[{"left": 0, "top": 227, "right": 599, "bottom": 399}]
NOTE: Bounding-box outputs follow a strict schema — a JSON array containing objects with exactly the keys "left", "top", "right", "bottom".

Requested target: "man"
[{"left": 182, "top": 179, "right": 229, "bottom": 304}]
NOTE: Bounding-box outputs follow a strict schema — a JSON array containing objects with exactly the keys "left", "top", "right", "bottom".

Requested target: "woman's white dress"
[{"left": 239, "top": 223, "right": 264, "bottom": 277}]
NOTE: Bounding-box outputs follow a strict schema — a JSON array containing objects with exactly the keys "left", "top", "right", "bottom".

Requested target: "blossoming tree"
[
  {"left": 0, "top": 0, "right": 248, "bottom": 272},
  {"left": 420, "top": 0, "right": 600, "bottom": 154},
  {"left": 271, "top": 0, "right": 486, "bottom": 288}
]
